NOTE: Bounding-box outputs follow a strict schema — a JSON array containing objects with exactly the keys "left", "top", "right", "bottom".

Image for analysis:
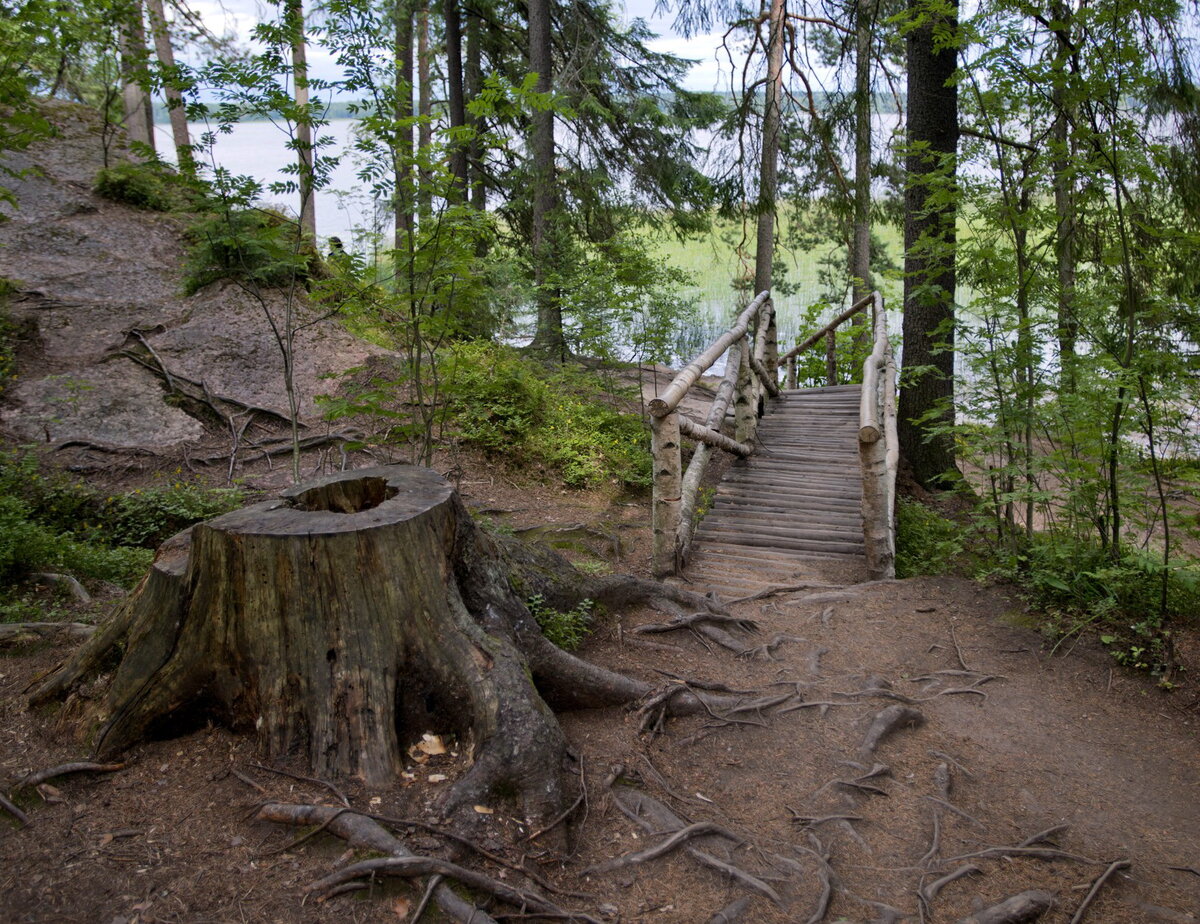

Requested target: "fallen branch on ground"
[
  {"left": 0, "top": 793, "right": 30, "bottom": 826},
  {"left": 0, "top": 622, "right": 96, "bottom": 647}
]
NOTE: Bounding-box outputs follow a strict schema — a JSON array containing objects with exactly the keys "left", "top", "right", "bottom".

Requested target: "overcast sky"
[{"left": 182, "top": 0, "right": 737, "bottom": 93}]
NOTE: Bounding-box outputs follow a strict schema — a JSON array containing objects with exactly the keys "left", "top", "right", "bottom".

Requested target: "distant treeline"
[{"left": 154, "top": 91, "right": 900, "bottom": 124}]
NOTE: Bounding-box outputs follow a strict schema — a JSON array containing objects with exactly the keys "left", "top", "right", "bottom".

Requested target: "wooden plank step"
[
  {"left": 694, "top": 533, "right": 864, "bottom": 556},
  {"left": 696, "top": 519, "right": 864, "bottom": 542},
  {"left": 686, "top": 542, "right": 851, "bottom": 564}
]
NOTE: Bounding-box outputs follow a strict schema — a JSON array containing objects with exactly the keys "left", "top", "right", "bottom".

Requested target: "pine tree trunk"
[
  {"left": 898, "top": 0, "right": 959, "bottom": 489},
  {"left": 394, "top": 0, "right": 415, "bottom": 243},
  {"left": 753, "top": 0, "right": 784, "bottom": 299},
  {"left": 444, "top": 0, "right": 469, "bottom": 197},
  {"left": 144, "top": 0, "right": 193, "bottom": 176},
  {"left": 851, "top": 0, "right": 873, "bottom": 309},
  {"left": 527, "top": 0, "right": 564, "bottom": 359}
]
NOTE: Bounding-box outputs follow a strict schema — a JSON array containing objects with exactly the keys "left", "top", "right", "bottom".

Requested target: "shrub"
[
  {"left": 93, "top": 161, "right": 176, "bottom": 211},
  {"left": 183, "top": 207, "right": 318, "bottom": 295},
  {"left": 442, "top": 343, "right": 651, "bottom": 490},
  {"left": 527, "top": 593, "right": 593, "bottom": 651},
  {"left": 894, "top": 497, "right": 966, "bottom": 578}
]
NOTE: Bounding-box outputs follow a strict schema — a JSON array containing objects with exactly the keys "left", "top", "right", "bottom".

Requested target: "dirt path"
[{"left": 3, "top": 523, "right": 1197, "bottom": 923}]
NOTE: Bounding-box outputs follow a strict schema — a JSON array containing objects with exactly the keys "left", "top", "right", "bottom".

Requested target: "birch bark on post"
[
  {"left": 287, "top": 0, "right": 316, "bottom": 237},
  {"left": 735, "top": 337, "right": 756, "bottom": 445},
  {"left": 651, "top": 411, "right": 682, "bottom": 577}
]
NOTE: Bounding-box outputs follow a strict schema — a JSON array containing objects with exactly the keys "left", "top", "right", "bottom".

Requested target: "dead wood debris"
[
  {"left": 1069, "top": 859, "right": 1130, "bottom": 924},
  {"left": 954, "top": 889, "right": 1053, "bottom": 924}
]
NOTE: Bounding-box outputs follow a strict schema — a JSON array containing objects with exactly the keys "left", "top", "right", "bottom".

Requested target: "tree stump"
[{"left": 33, "top": 466, "right": 739, "bottom": 822}]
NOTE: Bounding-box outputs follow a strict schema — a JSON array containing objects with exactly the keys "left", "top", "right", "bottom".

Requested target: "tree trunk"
[
  {"left": 753, "top": 0, "right": 784, "bottom": 299},
  {"left": 444, "top": 0, "right": 469, "bottom": 197},
  {"left": 32, "top": 467, "right": 733, "bottom": 824},
  {"left": 287, "top": 0, "right": 316, "bottom": 237},
  {"left": 144, "top": 0, "right": 193, "bottom": 176},
  {"left": 897, "top": 0, "right": 959, "bottom": 489},
  {"left": 1049, "top": 0, "right": 1077, "bottom": 392},
  {"left": 417, "top": 0, "right": 433, "bottom": 219},
  {"left": 118, "top": 0, "right": 156, "bottom": 154},
  {"left": 851, "top": 0, "right": 873, "bottom": 309},
  {"left": 395, "top": 0, "right": 415, "bottom": 243},
  {"left": 465, "top": 3, "right": 486, "bottom": 215},
  {"left": 527, "top": 0, "right": 563, "bottom": 359}
]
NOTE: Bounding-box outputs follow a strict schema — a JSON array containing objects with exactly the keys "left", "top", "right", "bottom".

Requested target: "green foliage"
[
  {"left": 894, "top": 497, "right": 966, "bottom": 578},
  {"left": 527, "top": 593, "right": 593, "bottom": 651},
  {"left": 93, "top": 161, "right": 187, "bottom": 211},
  {"left": 0, "top": 494, "right": 152, "bottom": 589},
  {"left": 443, "top": 343, "right": 651, "bottom": 490},
  {"left": 0, "top": 450, "right": 242, "bottom": 598},
  {"left": 989, "top": 534, "right": 1200, "bottom": 677},
  {"left": 183, "top": 207, "right": 318, "bottom": 295},
  {"left": 0, "top": 277, "right": 20, "bottom": 396}
]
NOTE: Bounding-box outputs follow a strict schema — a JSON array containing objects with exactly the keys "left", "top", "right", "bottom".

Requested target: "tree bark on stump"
[{"left": 32, "top": 466, "right": 730, "bottom": 823}]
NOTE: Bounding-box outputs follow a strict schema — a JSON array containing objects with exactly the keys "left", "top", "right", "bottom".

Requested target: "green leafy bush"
[
  {"left": 443, "top": 343, "right": 651, "bottom": 490},
  {"left": 183, "top": 207, "right": 317, "bottom": 295},
  {"left": 93, "top": 162, "right": 177, "bottom": 211},
  {"left": 527, "top": 593, "right": 593, "bottom": 651},
  {"left": 0, "top": 494, "right": 152, "bottom": 589},
  {"left": 894, "top": 497, "right": 966, "bottom": 578},
  {"left": 0, "top": 450, "right": 243, "bottom": 604}
]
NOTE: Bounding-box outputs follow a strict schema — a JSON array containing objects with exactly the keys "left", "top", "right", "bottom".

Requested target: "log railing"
[
  {"left": 648, "top": 289, "right": 896, "bottom": 579},
  {"left": 648, "top": 291, "right": 776, "bottom": 576},
  {"left": 857, "top": 292, "right": 898, "bottom": 579}
]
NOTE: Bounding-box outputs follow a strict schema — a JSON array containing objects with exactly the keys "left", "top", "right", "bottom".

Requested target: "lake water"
[{"left": 157, "top": 116, "right": 902, "bottom": 364}]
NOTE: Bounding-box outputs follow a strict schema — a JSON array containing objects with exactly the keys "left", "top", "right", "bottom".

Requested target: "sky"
[{"left": 181, "top": 0, "right": 737, "bottom": 93}]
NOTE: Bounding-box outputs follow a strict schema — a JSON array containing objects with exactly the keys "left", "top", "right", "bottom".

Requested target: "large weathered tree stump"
[{"left": 32, "top": 466, "right": 734, "bottom": 823}]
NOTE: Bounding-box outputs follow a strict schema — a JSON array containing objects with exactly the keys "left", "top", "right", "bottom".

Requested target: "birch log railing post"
[
  {"left": 857, "top": 292, "right": 898, "bottom": 579},
  {"left": 648, "top": 292, "right": 771, "bottom": 576}
]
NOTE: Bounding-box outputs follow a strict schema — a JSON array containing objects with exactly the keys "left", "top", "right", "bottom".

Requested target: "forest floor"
[
  {"left": 2, "top": 102, "right": 1199, "bottom": 924},
  {"left": 1, "top": 460, "right": 1199, "bottom": 923}
]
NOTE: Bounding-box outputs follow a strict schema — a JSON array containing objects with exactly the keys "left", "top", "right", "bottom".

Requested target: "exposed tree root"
[
  {"left": 257, "top": 802, "right": 502, "bottom": 924},
  {"left": 954, "top": 890, "right": 1053, "bottom": 924},
  {"left": 0, "top": 622, "right": 95, "bottom": 647},
  {"left": 582, "top": 821, "right": 740, "bottom": 875},
  {"left": 308, "top": 856, "right": 601, "bottom": 921},
  {"left": 859, "top": 706, "right": 925, "bottom": 757},
  {"left": 606, "top": 775, "right": 783, "bottom": 905},
  {"left": 741, "top": 634, "right": 805, "bottom": 660},
  {"left": 788, "top": 811, "right": 863, "bottom": 827},
  {"left": 704, "top": 896, "right": 752, "bottom": 923},
  {"left": 632, "top": 611, "right": 758, "bottom": 636},
  {"left": 0, "top": 792, "right": 30, "bottom": 826},
  {"left": 31, "top": 572, "right": 91, "bottom": 603},
  {"left": 16, "top": 761, "right": 125, "bottom": 789},
  {"left": 801, "top": 833, "right": 834, "bottom": 924},
  {"left": 1069, "top": 859, "right": 1130, "bottom": 923},
  {"left": 920, "top": 863, "right": 981, "bottom": 902}
]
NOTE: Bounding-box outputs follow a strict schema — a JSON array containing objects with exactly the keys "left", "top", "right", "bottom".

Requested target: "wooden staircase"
[{"left": 684, "top": 384, "right": 867, "bottom": 598}]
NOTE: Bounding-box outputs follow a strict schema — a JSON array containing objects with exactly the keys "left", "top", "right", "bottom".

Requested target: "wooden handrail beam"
[
  {"left": 678, "top": 412, "right": 753, "bottom": 457},
  {"left": 648, "top": 291, "right": 770, "bottom": 418},
  {"left": 777, "top": 292, "right": 873, "bottom": 366}
]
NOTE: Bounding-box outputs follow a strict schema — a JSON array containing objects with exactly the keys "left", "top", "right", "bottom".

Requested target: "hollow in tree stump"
[{"left": 33, "top": 466, "right": 736, "bottom": 823}]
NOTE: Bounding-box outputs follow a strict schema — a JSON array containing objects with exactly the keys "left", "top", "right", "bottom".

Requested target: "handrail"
[
  {"left": 648, "top": 287, "right": 897, "bottom": 579},
  {"left": 650, "top": 291, "right": 773, "bottom": 576},
  {"left": 857, "top": 292, "right": 898, "bottom": 579}
]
